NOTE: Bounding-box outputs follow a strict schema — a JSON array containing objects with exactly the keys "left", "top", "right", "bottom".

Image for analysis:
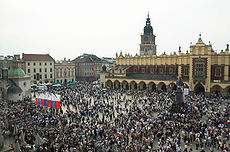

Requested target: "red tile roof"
[{"left": 23, "top": 54, "right": 55, "bottom": 61}]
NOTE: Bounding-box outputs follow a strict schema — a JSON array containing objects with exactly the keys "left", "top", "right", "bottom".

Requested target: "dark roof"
[
  {"left": 7, "top": 85, "right": 22, "bottom": 94},
  {"left": 72, "top": 54, "right": 102, "bottom": 63},
  {"left": 144, "top": 14, "right": 153, "bottom": 35},
  {"left": 23, "top": 54, "right": 55, "bottom": 61}
]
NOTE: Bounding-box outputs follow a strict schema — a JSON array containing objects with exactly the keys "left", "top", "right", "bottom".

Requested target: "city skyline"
[{"left": 0, "top": 0, "right": 230, "bottom": 60}]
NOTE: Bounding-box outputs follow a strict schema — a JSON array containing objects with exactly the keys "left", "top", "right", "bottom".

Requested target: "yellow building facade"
[{"left": 101, "top": 15, "right": 230, "bottom": 96}]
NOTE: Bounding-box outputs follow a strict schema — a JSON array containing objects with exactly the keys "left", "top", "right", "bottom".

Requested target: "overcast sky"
[{"left": 0, "top": 0, "right": 229, "bottom": 60}]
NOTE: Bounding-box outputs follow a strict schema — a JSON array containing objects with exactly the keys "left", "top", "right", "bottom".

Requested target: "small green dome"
[{"left": 8, "top": 68, "right": 26, "bottom": 77}]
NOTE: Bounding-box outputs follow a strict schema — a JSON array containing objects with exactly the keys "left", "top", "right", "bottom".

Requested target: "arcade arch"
[
  {"left": 148, "top": 82, "right": 156, "bottom": 91},
  {"left": 194, "top": 83, "right": 205, "bottom": 94},
  {"left": 139, "top": 81, "right": 147, "bottom": 90},
  {"left": 158, "top": 82, "right": 167, "bottom": 91},
  {"left": 130, "top": 81, "right": 137, "bottom": 90}
]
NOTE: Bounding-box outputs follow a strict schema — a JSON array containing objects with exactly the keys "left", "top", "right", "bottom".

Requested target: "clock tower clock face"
[{"left": 144, "top": 36, "right": 148, "bottom": 41}]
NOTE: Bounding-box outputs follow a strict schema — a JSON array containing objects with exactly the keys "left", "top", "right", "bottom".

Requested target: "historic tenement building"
[
  {"left": 23, "top": 54, "right": 55, "bottom": 85},
  {"left": 101, "top": 15, "right": 230, "bottom": 96},
  {"left": 55, "top": 58, "right": 75, "bottom": 83},
  {"left": 72, "top": 53, "right": 102, "bottom": 81}
]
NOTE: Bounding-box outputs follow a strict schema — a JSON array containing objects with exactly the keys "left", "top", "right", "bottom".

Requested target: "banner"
[{"left": 35, "top": 92, "right": 61, "bottom": 109}]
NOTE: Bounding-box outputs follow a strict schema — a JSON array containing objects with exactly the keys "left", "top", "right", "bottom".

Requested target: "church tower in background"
[{"left": 140, "top": 13, "right": 156, "bottom": 56}]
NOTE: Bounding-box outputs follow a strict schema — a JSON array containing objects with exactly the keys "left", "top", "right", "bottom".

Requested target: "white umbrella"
[
  {"left": 35, "top": 133, "right": 45, "bottom": 147},
  {"left": 13, "top": 125, "right": 18, "bottom": 135},
  {"left": 4, "top": 118, "right": 8, "bottom": 130},
  {"left": 15, "top": 140, "right": 21, "bottom": 152},
  {"left": 20, "top": 130, "right": 25, "bottom": 144}
]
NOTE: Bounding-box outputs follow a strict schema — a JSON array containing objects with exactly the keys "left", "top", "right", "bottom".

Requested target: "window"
[
  {"left": 56, "top": 72, "right": 59, "bottom": 78},
  {"left": 120, "top": 69, "right": 122, "bottom": 73},
  {"left": 50, "top": 74, "right": 53, "bottom": 78},
  {"left": 68, "top": 71, "right": 70, "bottom": 76},
  {"left": 195, "top": 63, "right": 204, "bottom": 76},
  {"left": 50, "top": 63, "right": 52, "bottom": 66},
  {"left": 45, "top": 68, "right": 47, "bottom": 72},
  {"left": 34, "top": 68, "right": 36, "bottom": 73},
  {"left": 28, "top": 63, "right": 30, "bottom": 66},
  {"left": 169, "top": 68, "right": 173, "bottom": 74},
  {"left": 39, "top": 68, "right": 42, "bottom": 72},
  {"left": 215, "top": 68, "right": 221, "bottom": 77},
  {"left": 184, "top": 67, "right": 189, "bottom": 76},
  {"left": 72, "top": 71, "right": 74, "bottom": 76},
  {"left": 134, "top": 68, "right": 137, "bottom": 73},
  {"left": 39, "top": 63, "right": 41, "bottom": 66},
  {"left": 40, "top": 75, "right": 42, "bottom": 79},
  {"left": 28, "top": 69, "right": 30, "bottom": 73},
  {"left": 159, "top": 68, "right": 163, "bottom": 74},
  {"left": 150, "top": 68, "right": 154, "bottom": 73},
  {"left": 50, "top": 68, "right": 52, "bottom": 72},
  {"left": 34, "top": 75, "right": 36, "bottom": 79},
  {"left": 45, "top": 63, "right": 47, "bottom": 66},
  {"left": 34, "top": 62, "right": 36, "bottom": 66},
  {"left": 45, "top": 74, "right": 47, "bottom": 79},
  {"left": 141, "top": 68, "right": 145, "bottom": 73},
  {"left": 23, "top": 82, "right": 26, "bottom": 87}
]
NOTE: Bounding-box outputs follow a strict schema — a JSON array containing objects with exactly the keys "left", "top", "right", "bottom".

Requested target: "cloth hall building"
[{"left": 100, "top": 14, "right": 230, "bottom": 96}]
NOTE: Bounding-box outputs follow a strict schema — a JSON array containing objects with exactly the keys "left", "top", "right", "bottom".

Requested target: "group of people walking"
[{"left": 0, "top": 81, "right": 229, "bottom": 152}]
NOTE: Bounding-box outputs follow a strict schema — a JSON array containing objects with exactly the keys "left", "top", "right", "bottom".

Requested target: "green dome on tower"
[{"left": 8, "top": 68, "right": 26, "bottom": 77}]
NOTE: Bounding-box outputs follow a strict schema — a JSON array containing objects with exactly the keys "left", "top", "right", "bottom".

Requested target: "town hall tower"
[{"left": 140, "top": 13, "right": 157, "bottom": 56}]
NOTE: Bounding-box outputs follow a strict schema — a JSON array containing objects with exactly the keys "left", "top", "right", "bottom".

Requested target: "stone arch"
[
  {"left": 211, "top": 85, "right": 222, "bottom": 96},
  {"left": 114, "top": 80, "right": 120, "bottom": 89},
  {"left": 122, "top": 80, "right": 129, "bottom": 90},
  {"left": 158, "top": 82, "right": 167, "bottom": 91},
  {"left": 139, "top": 81, "right": 147, "bottom": 90},
  {"left": 106, "top": 80, "right": 113, "bottom": 88},
  {"left": 194, "top": 83, "right": 205, "bottom": 94},
  {"left": 148, "top": 82, "right": 156, "bottom": 91},
  {"left": 130, "top": 81, "right": 137, "bottom": 90},
  {"left": 224, "top": 86, "right": 230, "bottom": 97}
]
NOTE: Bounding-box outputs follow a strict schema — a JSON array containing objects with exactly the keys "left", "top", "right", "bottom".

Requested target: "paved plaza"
[{"left": 0, "top": 81, "right": 229, "bottom": 152}]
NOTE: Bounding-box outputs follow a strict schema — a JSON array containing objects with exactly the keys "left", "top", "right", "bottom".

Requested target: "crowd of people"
[{"left": 0, "top": 81, "right": 229, "bottom": 152}]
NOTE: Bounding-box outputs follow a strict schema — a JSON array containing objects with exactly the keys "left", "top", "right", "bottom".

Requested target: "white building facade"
[
  {"left": 55, "top": 58, "right": 75, "bottom": 83},
  {"left": 23, "top": 54, "right": 55, "bottom": 85}
]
